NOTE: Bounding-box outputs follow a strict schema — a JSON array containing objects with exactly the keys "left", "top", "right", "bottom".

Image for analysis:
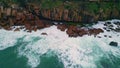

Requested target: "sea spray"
[{"left": 0, "top": 20, "right": 120, "bottom": 68}]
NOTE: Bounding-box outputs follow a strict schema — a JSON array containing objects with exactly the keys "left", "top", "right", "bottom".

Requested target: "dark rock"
[
  {"left": 104, "top": 23, "right": 107, "bottom": 26},
  {"left": 0, "top": 27, "right": 1, "bottom": 29},
  {"left": 78, "top": 29, "right": 88, "bottom": 36},
  {"left": 109, "top": 41, "right": 118, "bottom": 47},
  {"left": 20, "top": 26, "right": 24, "bottom": 29},
  {"left": 114, "top": 21, "right": 120, "bottom": 25},
  {"left": 41, "top": 33, "right": 47, "bottom": 35},
  {"left": 33, "top": 27, "right": 37, "bottom": 32},
  {"left": 66, "top": 25, "right": 79, "bottom": 37},
  {"left": 88, "top": 28, "right": 104, "bottom": 36},
  {"left": 24, "top": 22, "right": 31, "bottom": 30},
  {"left": 104, "top": 35, "right": 107, "bottom": 37},
  {"left": 97, "top": 36, "right": 101, "bottom": 38},
  {"left": 14, "top": 28, "right": 20, "bottom": 31},
  {"left": 114, "top": 28, "right": 120, "bottom": 32},
  {"left": 57, "top": 24, "right": 67, "bottom": 31},
  {"left": 35, "top": 20, "right": 45, "bottom": 29},
  {"left": 45, "top": 23, "right": 51, "bottom": 27},
  {"left": 106, "top": 22, "right": 111, "bottom": 25},
  {"left": 69, "top": 33, "right": 78, "bottom": 37},
  {"left": 27, "top": 30, "right": 32, "bottom": 32},
  {"left": 109, "top": 28, "right": 114, "bottom": 30},
  {"left": 108, "top": 24, "right": 113, "bottom": 28},
  {"left": 103, "top": 27, "right": 106, "bottom": 30},
  {"left": 3, "top": 16, "right": 8, "bottom": 21},
  {"left": 106, "top": 30, "right": 110, "bottom": 32},
  {"left": 109, "top": 36, "right": 112, "bottom": 38}
]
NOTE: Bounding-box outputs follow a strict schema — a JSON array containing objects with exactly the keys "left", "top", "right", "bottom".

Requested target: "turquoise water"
[
  {"left": 0, "top": 35, "right": 64, "bottom": 68},
  {"left": 0, "top": 34, "right": 120, "bottom": 68},
  {"left": 0, "top": 46, "right": 64, "bottom": 68},
  {"left": 0, "top": 20, "right": 120, "bottom": 68}
]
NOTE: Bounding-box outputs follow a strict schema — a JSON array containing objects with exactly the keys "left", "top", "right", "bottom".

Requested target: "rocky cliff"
[
  {"left": 31, "top": 1, "right": 120, "bottom": 23},
  {"left": 0, "top": 0, "right": 120, "bottom": 37},
  {"left": 0, "top": 0, "right": 120, "bottom": 23}
]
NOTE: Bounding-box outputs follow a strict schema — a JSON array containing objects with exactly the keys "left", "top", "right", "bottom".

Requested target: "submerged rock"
[{"left": 109, "top": 41, "right": 118, "bottom": 47}]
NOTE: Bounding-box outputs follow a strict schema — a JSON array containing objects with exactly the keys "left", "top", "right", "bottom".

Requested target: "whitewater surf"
[{"left": 0, "top": 20, "right": 120, "bottom": 68}]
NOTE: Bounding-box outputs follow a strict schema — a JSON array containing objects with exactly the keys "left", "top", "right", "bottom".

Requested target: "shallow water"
[{"left": 0, "top": 20, "right": 120, "bottom": 68}]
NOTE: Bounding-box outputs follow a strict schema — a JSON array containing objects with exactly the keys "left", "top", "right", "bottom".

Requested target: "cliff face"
[
  {"left": 0, "top": 1, "right": 120, "bottom": 37},
  {"left": 0, "top": 1, "right": 120, "bottom": 23},
  {"left": 32, "top": 1, "right": 120, "bottom": 23}
]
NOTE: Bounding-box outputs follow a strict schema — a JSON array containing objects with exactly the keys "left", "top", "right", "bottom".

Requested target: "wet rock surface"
[
  {"left": 41, "top": 33, "right": 48, "bottom": 35},
  {"left": 104, "top": 21, "right": 120, "bottom": 32},
  {"left": 109, "top": 41, "right": 118, "bottom": 47},
  {"left": 66, "top": 25, "right": 104, "bottom": 37}
]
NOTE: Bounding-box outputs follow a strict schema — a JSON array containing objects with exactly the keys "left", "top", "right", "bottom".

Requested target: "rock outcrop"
[
  {"left": 0, "top": 1, "right": 120, "bottom": 23},
  {"left": 41, "top": 32, "right": 48, "bottom": 35},
  {"left": 109, "top": 41, "right": 118, "bottom": 47},
  {"left": 66, "top": 25, "right": 104, "bottom": 37}
]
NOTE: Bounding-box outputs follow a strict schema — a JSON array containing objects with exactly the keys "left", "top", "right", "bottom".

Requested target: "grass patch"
[{"left": 41, "top": 0, "right": 63, "bottom": 9}]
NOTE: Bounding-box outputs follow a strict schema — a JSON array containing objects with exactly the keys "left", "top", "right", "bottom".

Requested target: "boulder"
[
  {"left": 78, "top": 29, "right": 88, "bottom": 36},
  {"left": 66, "top": 25, "right": 79, "bottom": 37},
  {"left": 109, "top": 36, "right": 112, "bottom": 38},
  {"left": 66, "top": 29, "right": 77, "bottom": 37},
  {"left": 57, "top": 24, "right": 67, "bottom": 31},
  {"left": 88, "top": 28, "right": 104, "bottom": 36},
  {"left": 104, "top": 35, "right": 107, "bottom": 37},
  {"left": 109, "top": 41, "right": 118, "bottom": 47},
  {"left": 41, "top": 33, "right": 47, "bottom": 35},
  {"left": 35, "top": 20, "right": 45, "bottom": 29},
  {"left": 68, "top": 25, "right": 78, "bottom": 32}
]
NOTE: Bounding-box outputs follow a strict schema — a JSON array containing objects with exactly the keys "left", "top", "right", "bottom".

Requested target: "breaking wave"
[{"left": 0, "top": 19, "right": 120, "bottom": 68}]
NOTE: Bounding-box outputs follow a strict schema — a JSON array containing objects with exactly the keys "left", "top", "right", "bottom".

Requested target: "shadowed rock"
[
  {"left": 109, "top": 41, "right": 118, "bottom": 47},
  {"left": 41, "top": 33, "right": 47, "bottom": 35}
]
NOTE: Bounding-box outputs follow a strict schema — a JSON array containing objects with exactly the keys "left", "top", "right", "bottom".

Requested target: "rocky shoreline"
[
  {"left": 0, "top": 2, "right": 120, "bottom": 37},
  {"left": 0, "top": 7, "right": 120, "bottom": 37},
  {"left": 0, "top": 6, "right": 106, "bottom": 37}
]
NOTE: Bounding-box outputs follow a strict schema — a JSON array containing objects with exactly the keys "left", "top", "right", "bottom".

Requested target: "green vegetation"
[
  {"left": 41, "top": 0, "right": 63, "bottom": 9},
  {"left": 0, "top": 0, "right": 119, "bottom": 10},
  {"left": 86, "top": 2, "right": 99, "bottom": 14}
]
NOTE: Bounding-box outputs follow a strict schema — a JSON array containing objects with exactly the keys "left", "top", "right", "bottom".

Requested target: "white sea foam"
[{"left": 0, "top": 20, "right": 120, "bottom": 68}]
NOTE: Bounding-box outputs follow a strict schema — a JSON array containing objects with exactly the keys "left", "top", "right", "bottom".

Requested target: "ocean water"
[{"left": 0, "top": 20, "right": 120, "bottom": 68}]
